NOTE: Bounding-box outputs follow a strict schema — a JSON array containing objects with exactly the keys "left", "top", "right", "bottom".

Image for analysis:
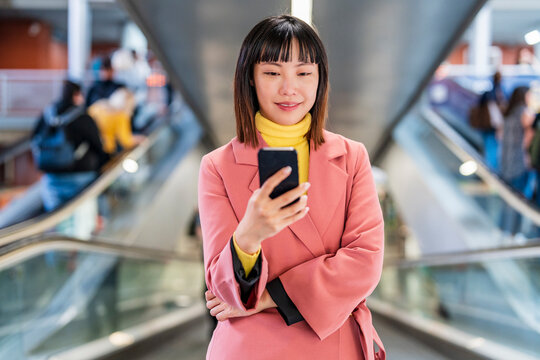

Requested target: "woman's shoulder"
[
  {"left": 201, "top": 138, "right": 237, "bottom": 166},
  {"left": 322, "top": 130, "right": 368, "bottom": 158}
]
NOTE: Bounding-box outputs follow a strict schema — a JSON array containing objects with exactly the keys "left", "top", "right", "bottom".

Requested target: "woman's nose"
[{"left": 279, "top": 75, "right": 297, "bottom": 96}]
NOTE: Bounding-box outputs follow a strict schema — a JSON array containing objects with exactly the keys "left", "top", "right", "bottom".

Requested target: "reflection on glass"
[
  {"left": 394, "top": 109, "right": 540, "bottom": 248},
  {"left": 373, "top": 258, "right": 540, "bottom": 358},
  {"left": 0, "top": 249, "right": 203, "bottom": 359}
]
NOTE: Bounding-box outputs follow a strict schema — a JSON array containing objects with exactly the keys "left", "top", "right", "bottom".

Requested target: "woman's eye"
[
  {"left": 264, "top": 72, "right": 279, "bottom": 76},
  {"left": 299, "top": 72, "right": 312, "bottom": 76}
]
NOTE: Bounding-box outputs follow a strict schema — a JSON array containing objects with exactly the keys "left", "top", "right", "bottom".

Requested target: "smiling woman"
[
  {"left": 233, "top": 15, "right": 329, "bottom": 149},
  {"left": 198, "top": 15, "right": 386, "bottom": 360}
]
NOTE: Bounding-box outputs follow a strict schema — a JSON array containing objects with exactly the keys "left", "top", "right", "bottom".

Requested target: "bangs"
[{"left": 256, "top": 22, "right": 322, "bottom": 64}]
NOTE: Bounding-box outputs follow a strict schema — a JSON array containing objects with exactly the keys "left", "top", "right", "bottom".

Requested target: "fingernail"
[
  {"left": 284, "top": 166, "right": 292, "bottom": 174},
  {"left": 301, "top": 195, "right": 308, "bottom": 201},
  {"left": 303, "top": 182, "right": 311, "bottom": 189}
]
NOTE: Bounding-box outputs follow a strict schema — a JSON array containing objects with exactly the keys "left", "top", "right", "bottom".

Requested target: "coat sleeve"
[
  {"left": 198, "top": 154, "right": 269, "bottom": 310},
  {"left": 276, "top": 143, "right": 384, "bottom": 340}
]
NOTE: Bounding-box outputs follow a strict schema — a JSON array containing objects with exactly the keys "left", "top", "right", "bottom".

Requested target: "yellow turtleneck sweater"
[{"left": 233, "top": 111, "right": 311, "bottom": 276}]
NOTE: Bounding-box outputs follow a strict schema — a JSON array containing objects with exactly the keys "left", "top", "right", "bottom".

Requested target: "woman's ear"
[{"left": 249, "top": 79, "right": 254, "bottom": 87}]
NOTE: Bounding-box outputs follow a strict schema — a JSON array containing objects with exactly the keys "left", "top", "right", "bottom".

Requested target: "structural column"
[
  {"left": 468, "top": 5, "right": 492, "bottom": 76},
  {"left": 68, "top": 0, "right": 91, "bottom": 81}
]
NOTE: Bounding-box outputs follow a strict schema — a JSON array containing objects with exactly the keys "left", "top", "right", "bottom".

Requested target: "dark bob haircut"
[
  {"left": 504, "top": 85, "right": 529, "bottom": 117},
  {"left": 234, "top": 15, "right": 329, "bottom": 149}
]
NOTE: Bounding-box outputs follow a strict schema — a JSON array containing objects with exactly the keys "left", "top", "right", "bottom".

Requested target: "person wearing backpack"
[
  {"left": 32, "top": 80, "right": 109, "bottom": 212},
  {"left": 469, "top": 71, "right": 506, "bottom": 172}
]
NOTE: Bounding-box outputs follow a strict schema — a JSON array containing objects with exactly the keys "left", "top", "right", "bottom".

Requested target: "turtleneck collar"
[{"left": 255, "top": 111, "right": 311, "bottom": 147}]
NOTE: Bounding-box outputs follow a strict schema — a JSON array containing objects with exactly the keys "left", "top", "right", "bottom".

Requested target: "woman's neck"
[{"left": 255, "top": 111, "right": 311, "bottom": 144}]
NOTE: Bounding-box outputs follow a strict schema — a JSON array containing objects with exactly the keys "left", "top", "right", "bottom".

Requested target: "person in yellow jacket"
[{"left": 88, "top": 87, "right": 144, "bottom": 154}]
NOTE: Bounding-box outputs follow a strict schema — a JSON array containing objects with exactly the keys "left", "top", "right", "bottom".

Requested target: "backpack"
[
  {"left": 31, "top": 105, "right": 88, "bottom": 172},
  {"left": 469, "top": 102, "right": 493, "bottom": 131}
]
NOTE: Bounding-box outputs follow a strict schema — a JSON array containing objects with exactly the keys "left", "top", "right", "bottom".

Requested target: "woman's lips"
[{"left": 276, "top": 102, "right": 301, "bottom": 111}]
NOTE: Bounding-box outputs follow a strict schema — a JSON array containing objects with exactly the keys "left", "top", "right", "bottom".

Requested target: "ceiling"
[
  {"left": 120, "top": 0, "right": 484, "bottom": 154},
  {"left": 490, "top": 0, "right": 540, "bottom": 44}
]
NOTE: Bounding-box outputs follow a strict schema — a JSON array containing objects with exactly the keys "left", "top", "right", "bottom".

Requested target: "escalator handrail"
[
  {"left": 0, "top": 115, "right": 170, "bottom": 247},
  {"left": 0, "top": 137, "right": 31, "bottom": 164},
  {"left": 421, "top": 105, "right": 540, "bottom": 226},
  {"left": 384, "top": 242, "right": 540, "bottom": 268},
  {"left": 0, "top": 233, "right": 200, "bottom": 269}
]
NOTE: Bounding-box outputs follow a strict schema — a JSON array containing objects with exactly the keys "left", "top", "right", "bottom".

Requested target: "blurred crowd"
[
  {"left": 469, "top": 54, "right": 540, "bottom": 234},
  {"left": 31, "top": 49, "right": 154, "bottom": 213}
]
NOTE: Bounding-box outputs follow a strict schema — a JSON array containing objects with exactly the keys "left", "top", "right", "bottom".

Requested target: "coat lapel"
[
  {"left": 288, "top": 132, "right": 348, "bottom": 255},
  {"left": 231, "top": 131, "right": 348, "bottom": 257}
]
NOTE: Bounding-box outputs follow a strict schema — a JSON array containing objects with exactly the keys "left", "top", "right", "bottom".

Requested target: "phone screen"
[{"left": 258, "top": 147, "right": 299, "bottom": 204}]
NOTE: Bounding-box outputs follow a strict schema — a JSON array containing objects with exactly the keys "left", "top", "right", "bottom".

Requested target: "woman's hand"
[
  {"left": 205, "top": 289, "right": 277, "bottom": 321},
  {"left": 235, "top": 167, "right": 310, "bottom": 254}
]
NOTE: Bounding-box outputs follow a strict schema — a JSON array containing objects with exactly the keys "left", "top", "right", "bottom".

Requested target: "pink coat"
[{"left": 198, "top": 130, "right": 386, "bottom": 360}]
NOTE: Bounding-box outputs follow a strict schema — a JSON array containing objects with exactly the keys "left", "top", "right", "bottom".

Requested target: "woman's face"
[{"left": 253, "top": 40, "right": 319, "bottom": 126}]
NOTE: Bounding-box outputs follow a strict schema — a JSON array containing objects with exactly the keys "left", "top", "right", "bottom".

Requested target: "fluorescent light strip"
[
  {"left": 291, "top": 0, "right": 313, "bottom": 25},
  {"left": 525, "top": 30, "right": 540, "bottom": 45}
]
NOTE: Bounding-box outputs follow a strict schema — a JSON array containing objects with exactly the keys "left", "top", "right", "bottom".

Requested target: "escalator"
[
  {"left": 372, "top": 93, "right": 540, "bottom": 359},
  {"left": 0, "top": 235, "right": 206, "bottom": 360},
  {"left": 371, "top": 244, "right": 540, "bottom": 360},
  {"left": 0, "top": 97, "right": 208, "bottom": 359},
  {"left": 0, "top": 98, "right": 203, "bottom": 247}
]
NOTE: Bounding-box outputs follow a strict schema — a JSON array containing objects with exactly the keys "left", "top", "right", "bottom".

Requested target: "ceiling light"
[
  {"left": 122, "top": 158, "right": 139, "bottom": 173},
  {"left": 291, "top": 0, "right": 312, "bottom": 25},
  {"left": 459, "top": 160, "right": 477, "bottom": 176},
  {"left": 467, "top": 337, "right": 486, "bottom": 349},
  {"left": 109, "top": 331, "right": 135, "bottom": 347},
  {"left": 525, "top": 30, "right": 540, "bottom": 45}
]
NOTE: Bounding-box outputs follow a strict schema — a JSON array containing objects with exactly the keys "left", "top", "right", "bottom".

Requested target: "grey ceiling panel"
[
  {"left": 121, "top": 0, "right": 485, "bottom": 153},
  {"left": 313, "top": 0, "right": 485, "bottom": 153}
]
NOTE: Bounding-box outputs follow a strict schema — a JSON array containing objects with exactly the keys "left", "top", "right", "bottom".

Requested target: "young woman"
[
  {"left": 198, "top": 15, "right": 385, "bottom": 359},
  {"left": 500, "top": 86, "right": 533, "bottom": 193},
  {"left": 499, "top": 86, "right": 534, "bottom": 234}
]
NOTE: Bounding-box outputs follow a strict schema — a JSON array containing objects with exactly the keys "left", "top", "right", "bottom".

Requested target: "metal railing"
[{"left": 421, "top": 105, "right": 540, "bottom": 226}]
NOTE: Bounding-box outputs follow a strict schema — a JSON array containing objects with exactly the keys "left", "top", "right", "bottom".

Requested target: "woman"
[
  {"left": 499, "top": 86, "right": 534, "bottom": 235},
  {"left": 500, "top": 86, "right": 533, "bottom": 193},
  {"left": 198, "top": 16, "right": 385, "bottom": 359}
]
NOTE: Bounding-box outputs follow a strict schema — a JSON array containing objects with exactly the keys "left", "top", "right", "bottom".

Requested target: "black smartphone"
[{"left": 258, "top": 147, "right": 299, "bottom": 205}]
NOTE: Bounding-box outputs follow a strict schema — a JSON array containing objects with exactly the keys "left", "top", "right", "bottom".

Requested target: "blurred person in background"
[
  {"left": 86, "top": 56, "right": 124, "bottom": 107},
  {"left": 112, "top": 48, "right": 155, "bottom": 132},
  {"left": 112, "top": 48, "right": 150, "bottom": 102},
  {"left": 32, "top": 80, "right": 108, "bottom": 212},
  {"left": 479, "top": 71, "right": 506, "bottom": 171},
  {"left": 500, "top": 86, "right": 534, "bottom": 235},
  {"left": 501, "top": 86, "right": 534, "bottom": 193},
  {"left": 88, "top": 87, "right": 145, "bottom": 155}
]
